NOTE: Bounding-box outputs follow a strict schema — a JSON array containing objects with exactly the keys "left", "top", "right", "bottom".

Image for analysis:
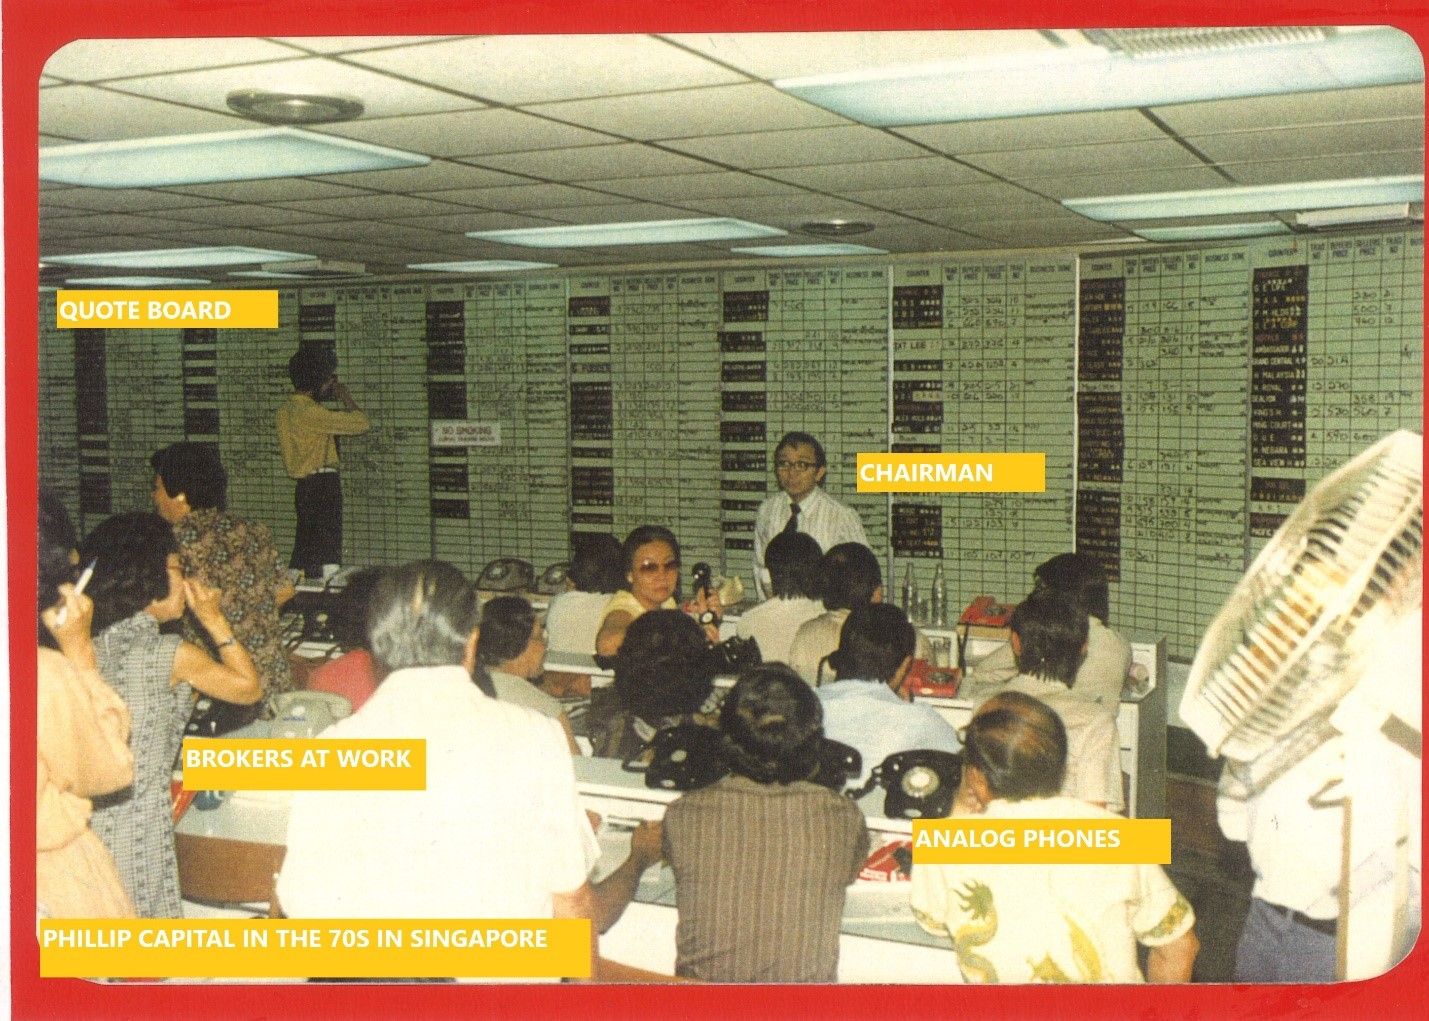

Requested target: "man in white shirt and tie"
[{"left": 751, "top": 431, "right": 868, "bottom": 601}]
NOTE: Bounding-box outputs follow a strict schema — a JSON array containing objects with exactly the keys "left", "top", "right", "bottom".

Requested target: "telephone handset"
[
  {"left": 691, "top": 562, "right": 713, "bottom": 600},
  {"left": 476, "top": 558, "right": 535, "bottom": 592},
  {"left": 850, "top": 749, "right": 964, "bottom": 819},
  {"left": 535, "top": 561, "right": 570, "bottom": 595}
]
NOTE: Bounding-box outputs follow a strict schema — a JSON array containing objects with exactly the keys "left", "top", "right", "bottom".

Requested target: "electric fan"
[{"left": 1179, "top": 429, "right": 1423, "bottom": 980}]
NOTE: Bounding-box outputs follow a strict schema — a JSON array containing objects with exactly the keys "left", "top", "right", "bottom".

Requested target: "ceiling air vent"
[{"left": 1083, "top": 27, "right": 1333, "bottom": 59}]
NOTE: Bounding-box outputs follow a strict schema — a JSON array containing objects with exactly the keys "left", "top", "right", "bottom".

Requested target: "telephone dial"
[
  {"left": 850, "top": 749, "right": 964, "bottom": 819},
  {"left": 535, "top": 561, "right": 570, "bottom": 596},
  {"left": 475, "top": 557, "right": 535, "bottom": 592}
]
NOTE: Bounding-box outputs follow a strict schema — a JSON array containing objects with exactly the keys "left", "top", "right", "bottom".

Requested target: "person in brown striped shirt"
[{"left": 662, "top": 663, "right": 870, "bottom": 982}]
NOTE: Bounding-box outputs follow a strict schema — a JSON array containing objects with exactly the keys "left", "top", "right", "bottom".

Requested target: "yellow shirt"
[{"left": 276, "top": 393, "right": 370, "bottom": 479}]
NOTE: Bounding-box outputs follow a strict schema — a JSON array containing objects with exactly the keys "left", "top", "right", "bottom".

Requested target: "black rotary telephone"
[
  {"left": 849, "top": 749, "right": 964, "bottom": 819},
  {"left": 475, "top": 558, "right": 535, "bottom": 592},
  {"left": 626, "top": 724, "right": 864, "bottom": 794}
]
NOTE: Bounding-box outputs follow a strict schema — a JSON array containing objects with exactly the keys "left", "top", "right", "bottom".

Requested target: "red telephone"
[
  {"left": 959, "top": 595, "right": 1015, "bottom": 627},
  {"left": 905, "top": 658, "right": 961, "bottom": 698}
]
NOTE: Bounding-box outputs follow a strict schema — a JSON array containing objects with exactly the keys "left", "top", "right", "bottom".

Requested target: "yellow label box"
[
  {"left": 40, "top": 919, "right": 591, "bottom": 979},
  {"left": 181, "top": 738, "right": 426, "bottom": 791},
  {"left": 912, "top": 818, "right": 1171, "bottom": 864},
  {"left": 856, "top": 452, "right": 1046, "bottom": 492},
  {"left": 56, "top": 290, "right": 278, "bottom": 328}
]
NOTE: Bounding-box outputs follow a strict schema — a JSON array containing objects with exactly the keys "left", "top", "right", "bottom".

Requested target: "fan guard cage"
[{"left": 1182, "top": 431, "right": 1423, "bottom": 761}]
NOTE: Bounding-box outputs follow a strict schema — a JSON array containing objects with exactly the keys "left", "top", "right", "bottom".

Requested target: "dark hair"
[
  {"left": 612, "top": 610, "right": 715, "bottom": 724},
  {"left": 1033, "top": 552, "right": 1111, "bottom": 623},
  {"left": 39, "top": 487, "right": 78, "bottom": 616},
  {"left": 150, "top": 441, "right": 228, "bottom": 511},
  {"left": 367, "top": 560, "right": 479, "bottom": 672},
  {"left": 720, "top": 663, "right": 823, "bottom": 784},
  {"left": 621, "top": 525, "right": 681, "bottom": 581},
  {"left": 818, "top": 542, "right": 882, "bottom": 610},
  {"left": 476, "top": 595, "right": 537, "bottom": 667},
  {"left": 288, "top": 345, "right": 337, "bottom": 393},
  {"left": 1009, "top": 589, "right": 1088, "bottom": 686},
  {"left": 765, "top": 531, "right": 823, "bottom": 599},
  {"left": 828, "top": 603, "right": 915, "bottom": 683},
  {"left": 569, "top": 532, "right": 624, "bottom": 594},
  {"left": 774, "top": 431, "right": 827, "bottom": 471},
  {"left": 965, "top": 691, "right": 1067, "bottom": 801},
  {"left": 328, "top": 567, "right": 385, "bottom": 652},
  {"left": 78, "top": 513, "right": 177, "bottom": 634}
]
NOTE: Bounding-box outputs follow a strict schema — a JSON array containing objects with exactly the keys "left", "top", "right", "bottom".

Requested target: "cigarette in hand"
[{"left": 55, "top": 559, "right": 97, "bottom": 626}]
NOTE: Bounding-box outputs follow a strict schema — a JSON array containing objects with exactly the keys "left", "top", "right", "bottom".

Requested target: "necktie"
[{"left": 781, "top": 501, "right": 801, "bottom": 536}]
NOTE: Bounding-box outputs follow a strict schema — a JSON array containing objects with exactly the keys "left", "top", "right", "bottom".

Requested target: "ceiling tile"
[
  {"left": 663, "top": 125, "right": 930, "bottom": 168},
  {"left": 529, "top": 82, "right": 849, "bottom": 140},
  {"left": 1153, "top": 82, "right": 1426, "bottom": 135},
  {"left": 678, "top": 193, "right": 887, "bottom": 224},
  {"left": 159, "top": 179, "right": 369, "bottom": 202},
  {"left": 143, "top": 204, "right": 343, "bottom": 228},
  {"left": 39, "top": 85, "right": 249, "bottom": 141},
  {"left": 584, "top": 171, "right": 803, "bottom": 203},
  {"left": 38, "top": 188, "right": 225, "bottom": 213},
  {"left": 763, "top": 157, "right": 994, "bottom": 192},
  {"left": 104, "top": 57, "right": 481, "bottom": 120},
  {"left": 430, "top": 182, "right": 621, "bottom": 212},
  {"left": 270, "top": 194, "right": 478, "bottom": 219},
  {"left": 312, "top": 161, "right": 532, "bottom": 193},
  {"left": 343, "top": 35, "right": 747, "bottom": 104},
  {"left": 268, "top": 37, "right": 457, "bottom": 55},
  {"left": 315, "top": 108, "right": 617, "bottom": 158},
  {"left": 661, "top": 30, "right": 1057, "bottom": 80},
  {"left": 1220, "top": 150, "right": 1425, "bottom": 186},
  {"left": 905, "top": 197, "right": 1089, "bottom": 227},
  {"left": 43, "top": 38, "right": 303, "bottom": 81},
  {"left": 963, "top": 139, "right": 1207, "bottom": 180},
  {"left": 528, "top": 201, "right": 711, "bottom": 225},
  {"left": 964, "top": 219, "right": 1131, "bottom": 248},
  {"left": 474, "top": 143, "right": 719, "bottom": 182},
  {"left": 895, "top": 109, "right": 1165, "bottom": 156},
  {"left": 1018, "top": 166, "right": 1232, "bottom": 199},
  {"left": 843, "top": 181, "right": 1035, "bottom": 211},
  {"left": 389, "top": 211, "right": 565, "bottom": 234},
  {"left": 1187, "top": 119, "right": 1424, "bottom": 164}
]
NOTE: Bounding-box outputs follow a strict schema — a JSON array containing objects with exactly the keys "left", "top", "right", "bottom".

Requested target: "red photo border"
[{"left": 7, "top": 1, "right": 1427, "bottom": 1017}]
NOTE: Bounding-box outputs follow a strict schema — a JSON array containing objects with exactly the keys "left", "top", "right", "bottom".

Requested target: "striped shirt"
[{"left": 663, "top": 774, "right": 870, "bottom": 982}]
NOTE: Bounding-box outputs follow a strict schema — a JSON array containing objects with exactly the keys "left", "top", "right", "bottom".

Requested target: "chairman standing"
[
  {"left": 752, "top": 431, "right": 868, "bottom": 600},
  {"left": 276, "top": 347, "right": 369, "bottom": 581}
]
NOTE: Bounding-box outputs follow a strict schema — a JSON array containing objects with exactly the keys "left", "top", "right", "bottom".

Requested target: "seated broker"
[
  {"left": 278, "top": 560, "right": 659, "bottom": 940},
  {"left": 663, "top": 663, "right": 870, "bottom": 982},
  {"left": 912, "top": 692, "right": 1198, "bottom": 983},
  {"left": 594, "top": 610, "right": 719, "bottom": 760},
  {"left": 980, "top": 590, "right": 1122, "bottom": 811},
  {"left": 595, "top": 525, "right": 720, "bottom": 658},
  {"left": 735, "top": 531, "right": 824, "bottom": 665},
  {"left": 817, "top": 604, "right": 962, "bottom": 787},
  {"left": 545, "top": 532, "right": 625, "bottom": 656},
  {"left": 151, "top": 441, "right": 295, "bottom": 698},
  {"left": 306, "top": 567, "right": 385, "bottom": 712},
  {"left": 969, "top": 552, "right": 1132, "bottom": 706},
  {"left": 751, "top": 431, "right": 868, "bottom": 601},
  {"left": 475, "top": 594, "right": 580, "bottom": 754},
  {"left": 276, "top": 346, "right": 370, "bottom": 581},
  {"left": 788, "top": 542, "right": 933, "bottom": 686}
]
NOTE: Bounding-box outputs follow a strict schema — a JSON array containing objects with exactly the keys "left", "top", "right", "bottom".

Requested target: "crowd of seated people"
[{"left": 40, "top": 446, "right": 1197, "bottom": 983}]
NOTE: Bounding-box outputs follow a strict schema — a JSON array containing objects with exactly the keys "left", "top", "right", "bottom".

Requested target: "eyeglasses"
[
  {"left": 775, "top": 460, "right": 817, "bottom": 472},
  {"left": 635, "top": 559, "right": 679, "bottom": 575}
]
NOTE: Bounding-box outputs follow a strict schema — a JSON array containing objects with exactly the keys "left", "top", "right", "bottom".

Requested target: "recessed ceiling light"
[
  {"left": 64, "top": 276, "right": 212, "bottom": 287},
  {"left": 730, "top": 244, "right": 889, "bottom": 257},
  {"left": 229, "top": 270, "right": 311, "bottom": 279},
  {"left": 467, "top": 218, "right": 786, "bottom": 248},
  {"left": 45, "top": 246, "right": 314, "bottom": 269},
  {"left": 1134, "top": 222, "right": 1293, "bottom": 242},
  {"left": 1064, "top": 176, "right": 1424, "bottom": 221},
  {"left": 776, "top": 26, "right": 1421, "bottom": 126},
  {"left": 227, "top": 89, "right": 364, "bottom": 125},
  {"left": 39, "top": 127, "right": 429, "bottom": 188},
  {"left": 800, "top": 219, "right": 877, "bottom": 237},
  {"left": 407, "top": 260, "right": 560, "bottom": 273}
]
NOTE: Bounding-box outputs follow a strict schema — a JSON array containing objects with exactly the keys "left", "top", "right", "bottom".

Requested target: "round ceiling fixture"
[
  {"left": 800, "top": 219, "right": 876, "bottom": 237},
  {"left": 226, "top": 89, "right": 364, "bottom": 125}
]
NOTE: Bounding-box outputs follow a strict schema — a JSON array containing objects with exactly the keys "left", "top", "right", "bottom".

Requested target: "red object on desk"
[
  {"left": 172, "top": 781, "right": 197, "bottom": 824},
  {"left": 858, "top": 840, "right": 914, "bottom": 883},
  {"left": 906, "top": 660, "right": 961, "bottom": 698}
]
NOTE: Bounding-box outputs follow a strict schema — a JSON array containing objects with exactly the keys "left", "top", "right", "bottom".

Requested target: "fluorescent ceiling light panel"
[
  {"left": 407, "top": 260, "right": 560, "bottom": 273},
  {"left": 45, "top": 246, "right": 314, "bottom": 269},
  {"left": 1295, "top": 203, "right": 1416, "bottom": 228},
  {"left": 468, "top": 218, "right": 786, "bottom": 248},
  {"left": 228, "top": 270, "right": 311, "bottom": 279},
  {"left": 775, "top": 27, "right": 1422, "bottom": 125},
  {"left": 1065, "top": 176, "right": 1424, "bottom": 221},
  {"left": 40, "top": 127, "right": 430, "bottom": 188},
  {"left": 1134, "top": 222, "right": 1292, "bottom": 242},
  {"left": 64, "top": 276, "right": 212, "bottom": 286},
  {"left": 729, "top": 243, "right": 889, "bottom": 257}
]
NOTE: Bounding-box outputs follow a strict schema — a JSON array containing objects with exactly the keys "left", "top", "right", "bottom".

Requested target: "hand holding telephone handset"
[{"left": 955, "top": 595, "right": 1016, "bottom": 671}]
